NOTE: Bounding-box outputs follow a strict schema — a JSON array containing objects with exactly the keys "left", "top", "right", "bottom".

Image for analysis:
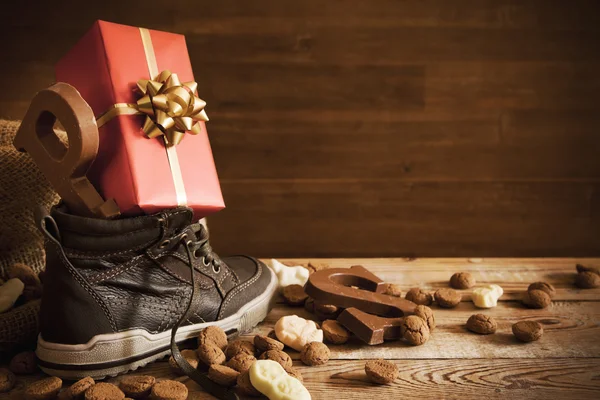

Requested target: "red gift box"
[{"left": 55, "top": 20, "right": 224, "bottom": 220}]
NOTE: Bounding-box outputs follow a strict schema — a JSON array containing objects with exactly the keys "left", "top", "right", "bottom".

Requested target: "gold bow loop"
[{"left": 136, "top": 70, "right": 209, "bottom": 147}]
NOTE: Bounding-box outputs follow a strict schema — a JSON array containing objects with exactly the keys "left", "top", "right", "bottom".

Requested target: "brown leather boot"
[{"left": 35, "top": 205, "right": 277, "bottom": 382}]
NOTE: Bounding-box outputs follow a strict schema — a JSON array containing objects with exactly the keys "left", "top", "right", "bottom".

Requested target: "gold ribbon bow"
[{"left": 136, "top": 70, "right": 209, "bottom": 147}]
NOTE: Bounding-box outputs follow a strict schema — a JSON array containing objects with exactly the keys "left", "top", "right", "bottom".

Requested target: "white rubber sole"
[{"left": 37, "top": 267, "right": 278, "bottom": 379}]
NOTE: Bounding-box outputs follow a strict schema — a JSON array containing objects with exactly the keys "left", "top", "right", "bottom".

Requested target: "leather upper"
[{"left": 39, "top": 205, "right": 271, "bottom": 345}]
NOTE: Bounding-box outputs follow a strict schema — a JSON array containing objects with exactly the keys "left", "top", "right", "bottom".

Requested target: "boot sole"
[{"left": 36, "top": 267, "right": 278, "bottom": 379}]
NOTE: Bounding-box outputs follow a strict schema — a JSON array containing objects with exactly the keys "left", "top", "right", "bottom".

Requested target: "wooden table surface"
[{"left": 7, "top": 258, "right": 600, "bottom": 399}]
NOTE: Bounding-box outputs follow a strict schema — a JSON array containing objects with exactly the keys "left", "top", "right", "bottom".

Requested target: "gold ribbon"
[{"left": 95, "top": 28, "right": 208, "bottom": 206}]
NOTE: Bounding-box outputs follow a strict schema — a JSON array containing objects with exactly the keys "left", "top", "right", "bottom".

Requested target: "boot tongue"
[{"left": 163, "top": 208, "right": 195, "bottom": 236}]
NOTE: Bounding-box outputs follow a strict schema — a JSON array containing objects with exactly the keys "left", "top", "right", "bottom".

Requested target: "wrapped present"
[{"left": 55, "top": 20, "right": 224, "bottom": 220}]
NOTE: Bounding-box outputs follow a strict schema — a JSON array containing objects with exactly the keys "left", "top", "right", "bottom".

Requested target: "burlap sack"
[{"left": 0, "top": 119, "right": 59, "bottom": 350}]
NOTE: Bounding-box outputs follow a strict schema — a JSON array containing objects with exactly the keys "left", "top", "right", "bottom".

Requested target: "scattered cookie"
[
  {"left": 254, "top": 334, "right": 285, "bottom": 353},
  {"left": 285, "top": 367, "right": 304, "bottom": 383},
  {"left": 0, "top": 368, "right": 16, "bottom": 393},
  {"left": 150, "top": 380, "right": 188, "bottom": 400},
  {"left": 250, "top": 360, "right": 311, "bottom": 400},
  {"left": 401, "top": 315, "right": 430, "bottom": 345},
  {"left": 168, "top": 349, "right": 199, "bottom": 375},
  {"left": 466, "top": 314, "right": 497, "bottom": 335},
  {"left": 9, "top": 351, "right": 38, "bottom": 374},
  {"left": 225, "top": 340, "right": 255, "bottom": 360},
  {"left": 365, "top": 359, "right": 399, "bottom": 385},
  {"left": 274, "top": 315, "right": 323, "bottom": 351},
  {"left": 382, "top": 283, "right": 402, "bottom": 297},
  {"left": 472, "top": 284, "right": 503, "bottom": 308},
  {"left": 522, "top": 289, "right": 551, "bottom": 309},
  {"left": 413, "top": 305, "right": 435, "bottom": 332},
  {"left": 322, "top": 319, "right": 350, "bottom": 344},
  {"left": 197, "top": 343, "right": 226, "bottom": 366},
  {"left": 198, "top": 325, "right": 228, "bottom": 351},
  {"left": 25, "top": 376, "right": 63, "bottom": 400},
  {"left": 208, "top": 364, "right": 240, "bottom": 387},
  {"left": 227, "top": 353, "right": 256, "bottom": 373},
  {"left": 575, "top": 271, "right": 600, "bottom": 288},
  {"left": 314, "top": 302, "right": 340, "bottom": 319},
  {"left": 282, "top": 284, "right": 308, "bottom": 306},
  {"left": 576, "top": 264, "right": 600, "bottom": 275},
  {"left": 527, "top": 282, "right": 556, "bottom": 298},
  {"left": 304, "top": 297, "right": 315, "bottom": 313},
  {"left": 434, "top": 288, "right": 461, "bottom": 308},
  {"left": 405, "top": 288, "right": 433, "bottom": 306},
  {"left": 512, "top": 321, "right": 543, "bottom": 342},
  {"left": 237, "top": 370, "right": 262, "bottom": 397},
  {"left": 300, "top": 342, "right": 330, "bottom": 366},
  {"left": 258, "top": 350, "right": 293, "bottom": 369},
  {"left": 450, "top": 272, "right": 475, "bottom": 289},
  {"left": 119, "top": 375, "right": 155, "bottom": 399},
  {"left": 61, "top": 376, "right": 94, "bottom": 399}
]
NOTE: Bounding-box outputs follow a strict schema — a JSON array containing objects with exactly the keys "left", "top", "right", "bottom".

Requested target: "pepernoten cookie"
[
  {"left": 197, "top": 343, "right": 226, "bottom": 366},
  {"left": 405, "top": 288, "right": 433, "bottom": 306},
  {"left": 61, "top": 376, "right": 94, "bottom": 399},
  {"left": 207, "top": 365, "right": 240, "bottom": 387},
  {"left": 225, "top": 340, "right": 255, "bottom": 360},
  {"left": 401, "top": 315, "right": 430, "bottom": 345},
  {"left": 84, "top": 383, "right": 124, "bottom": 400},
  {"left": 198, "top": 326, "right": 228, "bottom": 351},
  {"left": 149, "top": 380, "right": 188, "bottom": 400},
  {"left": 0, "top": 368, "right": 16, "bottom": 393},
  {"left": 450, "top": 272, "right": 475, "bottom": 289},
  {"left": 576, "top": 271, "right": 600, "bottom": 288},
  {"left": 434, "top": 288, "right": 461, "bottom": 308},
  {"left": 25, "top": 376, "right": 63, "bottom": 400},
  {"left": 522, "top": 289, "right": 551, "bottom": 309},
  {"left": 382, "top": 283, "right": 402, "bottom": 297},
  {"left": 512, "top": 321, "right": 543, "bottom": 342},
  {"left": 169, "top": 349, "right": 199, "bottom": 375},
  {"left": 118, "top": 375, "right": 155, "bottom": 399},
  {"left": 226, "top": 353, "right": 256, "bottom": 373},
  {"left": 237, "top": 370, "right": 262, "bottom": 397},
  {"left": 413, "top": 305, "right": 435, "bottom": 332},
  {"left": 527, "top": 282, "right": 556, "bottom": 298},
  {"left": 300, "top": 342, "right": 330, "bottom": 366},
  {"left": 282, "top": 284, "right": 308, "bottom": 306},
  {"left": 258, "top": 350, "right": 292, "bottom": 369},
  {"left": 322, "top": 319, "right": 350, "bottom": 344},
  {"left": 9, "top": 351, "right": 38, "bottom": 375},
  {"left": 365, "top": 359, "right": 399, "bottom": 385},
  {"left": 466, "top": 314, "right": 497, "bottom": 334},
  {"left": 254, "top": 334, "right": 285, "bottom": 352}
]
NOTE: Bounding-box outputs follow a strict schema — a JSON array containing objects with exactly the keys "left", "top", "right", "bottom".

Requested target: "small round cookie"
[
  {"left": 285, "top": 367, "right": 304, "bottom": 383},
  {"left": 119, "top": 375, "right": 155, "bottom": 399},
  {"left": 282, "top": 284, "right": 308, "bottom": 306},
  {"left": 576, "top": 271, "right": 600, "bottom": 288},
  {"left": 198, "top": 343, "right": 226, "bottom": 366},
  {"left": 9, "top": 351, "right": 38, "bottom": 375},
  {"left": 198, "top": 325, "right": 228, "bottom": 351},
  {"left": 405, "top": 288, "right": 433, "bottom": 306},
  {"left": 304, "top": 297, "right": 315, "bottom": 313},
  {"left": 413, "top": 305, "right": 435, "bottom": 332},
  {"left": 382, "top": 283, "right": 402, "bottom": 297},
  {"left": 522, "top": 289, "right": 551, "bottom": 309},
  {"left": 26, "top": 376, "right": 63, "bottom": 400},
  {"left": 434, "top": 288, "right": 461, "bottom": 308},
  {"left": 254, "top": 334, "right": 285, "bottom": 352},
  {"left": 258, "top": 350, "right": 293, "bottom": 369},
  {"left": 0, "top": 368, "right": 16, "bottom": 393},
  {"left": 401, "top": 315, "right": 430, "bottom": 346},
  {"left": 226, "top": 353, "right": 256, "bottom": 373},
  {"left": 512, "top": 321, "right": 543, "bottom": 342},
  {"left": 237, "top": 371, "right": 262, "bottom": 397},
  {"left": 314, "top": 302, "right": 339, "bottom": 319},
  {"left": 300, "top": 342, "right": 330, "bottom": 366},
  {"left": 62, "top": 376, "right": 94, "bottom": 399},
  {"left": 466, "top": 314, "right": 497, "bottom": 335},
  {"left": 207, "top": 365, "right": 240, "bottom": 387},
  {"left": 150, "top": 380, "right": 188, "bottom": 400},
  {"left": 322, "top": 319, "right": 350, "bottom": 344},
  {"left": 225, "top": 340, "right": 255, "bottom": 360},
  {"left": 84, "top": 383, "right": 124, "bottom": 400},
  {"left": 365, "top": 359, "right": 399, "bottom": 385},
  {"left": 576, "top": 264, "right": 600, "bottom": 275},
  {"left": 527, "top": 282, "right": 556, "bottom": 298},
  {"left": 169, "top": 349, "right": 199, "bottom": 375},
  {"left": 450, "top": 272, "right": 475, "bottom": 289}
]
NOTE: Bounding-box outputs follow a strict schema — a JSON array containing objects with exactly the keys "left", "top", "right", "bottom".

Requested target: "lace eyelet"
[
  {"left": 212, "top": 264, "right": 221, "bottom": 274},
  {"left": 158, "top": 239, "right": 170, "bottom": 249},
  {"left": 202, "top": 257, "right": 210, "bottom": 267},
  {"left": 194, "top": 249, "right": 202, "bottom": 259}
]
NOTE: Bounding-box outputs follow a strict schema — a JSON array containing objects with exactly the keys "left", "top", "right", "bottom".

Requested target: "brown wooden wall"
[{"left": 1, "top": 1, "right": 600, "bottom": 257}]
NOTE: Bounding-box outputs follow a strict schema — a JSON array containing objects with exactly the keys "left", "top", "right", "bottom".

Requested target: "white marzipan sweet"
[
  {"left": 274, "top": 315, "right": 323, "bottom": 352},
  {"left": 472, "top": 284, "right": 504, "bottom": 308},
  {"left": 269, "top": 259, "right": 310, "bottom": 290},
  {"left": 250, "top": 360, "right": 311, "bottom": 400},
  {"left": 0, "top": 278, "right": 25, "bottom": 313}
]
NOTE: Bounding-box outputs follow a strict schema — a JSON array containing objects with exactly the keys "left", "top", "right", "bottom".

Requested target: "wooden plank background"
[{"left": 1, "top": 1, "right": 599, "bottom": 257}]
